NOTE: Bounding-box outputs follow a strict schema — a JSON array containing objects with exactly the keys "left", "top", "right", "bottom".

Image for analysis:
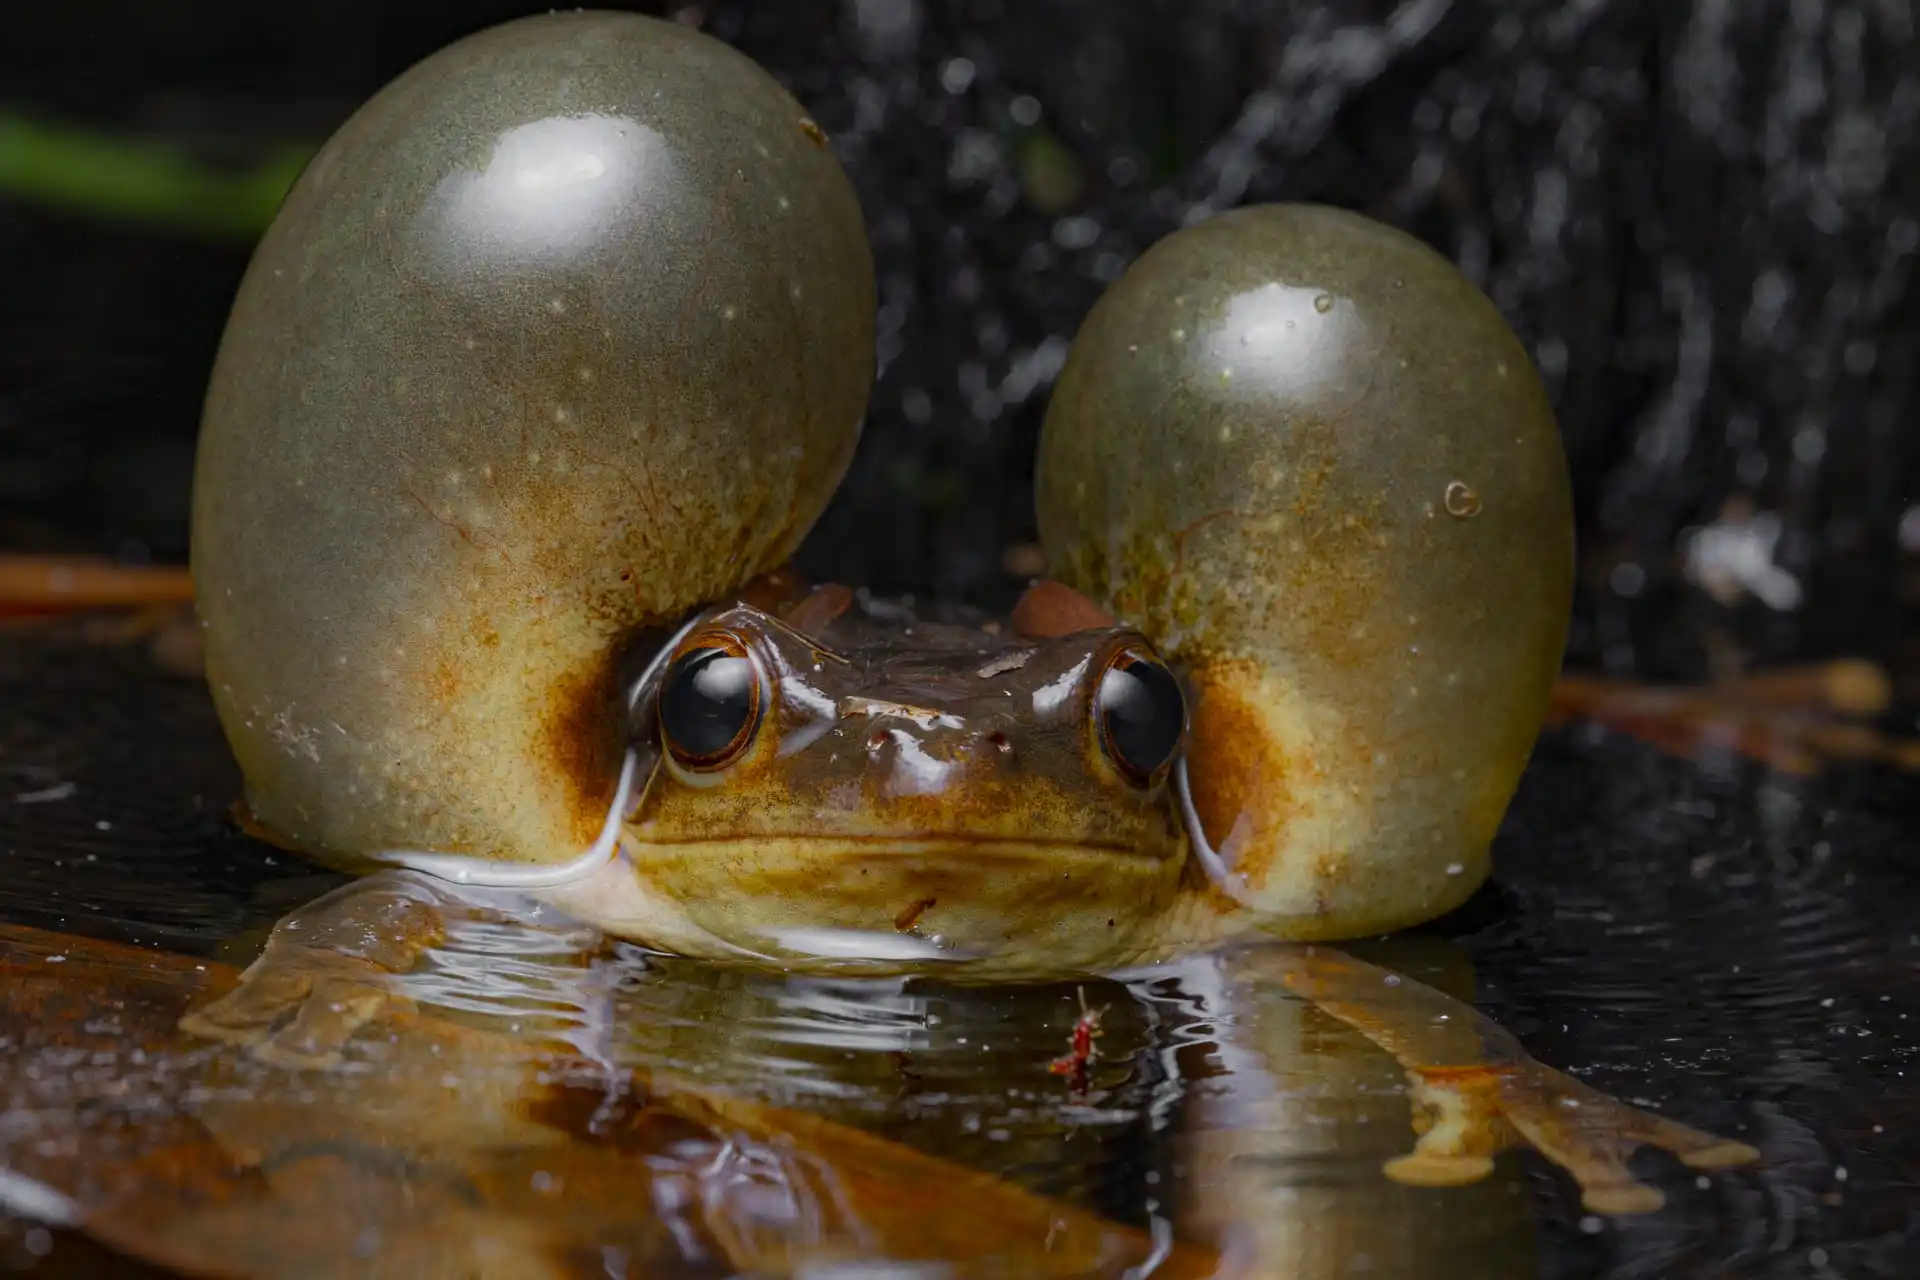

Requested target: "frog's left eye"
[
  {"left": 659, "top": 632, "right": 764, "bottom": 770},
  {"left": 1095, "top": 647, "right": 1186, "bottom": 785}
]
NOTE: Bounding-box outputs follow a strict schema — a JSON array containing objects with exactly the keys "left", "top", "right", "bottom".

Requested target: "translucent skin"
[
  {"left": 191, "top": 13, "right": 875, "bottom": 870},
  {"left": 1037, "top": 204, "right": 1575, "bottom": 940}
]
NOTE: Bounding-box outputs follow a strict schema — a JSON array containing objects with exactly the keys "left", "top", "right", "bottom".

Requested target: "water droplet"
[
  {"left": 1444, "top": 481, "right": 1482, "bottom": 518},
  {"left": 1312, "top": 293, "right": 1334, "bottom": 314}
]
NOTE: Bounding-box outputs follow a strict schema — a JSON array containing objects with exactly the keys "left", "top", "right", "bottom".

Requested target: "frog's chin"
[{"left": 599, "top": 833, "right": 1205, "bottom": 979}]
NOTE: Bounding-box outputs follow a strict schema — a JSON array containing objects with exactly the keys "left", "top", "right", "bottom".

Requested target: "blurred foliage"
[{"left": 0, "top": 113, "right": 307, "bottom": 241}]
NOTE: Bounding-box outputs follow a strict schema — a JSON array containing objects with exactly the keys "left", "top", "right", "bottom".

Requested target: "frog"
[{"left": 107, "top": 9, "right": 1772, "bottom": 1219}]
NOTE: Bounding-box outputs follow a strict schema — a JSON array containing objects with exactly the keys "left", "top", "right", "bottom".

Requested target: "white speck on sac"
[
  {"left": 576, "top": 366, "right": 595, "bottom": 383},
  {"left": 1219, "top": 425, "right": 1233, "bottom": 442},
  {"left": 45, "top": 954, "right": 65, "bottom": 963},
  {"left": 723, "top": 304, "right": 738, "bottom": 321},
  {"left": 547, "top": 298, "right": 566, "bottom": 315},
  {"left": 790, "top": 282, "right": 804, "bottom": 302},
  {"left": 1171, "top": 327, "right": 1187, "bottom": 341},
  {"left": 95, "top": 820, "right": 111, "bottom": 832},
  {"left": 463, "top": 336, "right": 478, "bottom": 350},
  {"left": 1446, "top": 863, "right": 1465, "bottom": 876},
  {"left": 13, "top": 782, "right": 75, "bottom": 804},
  {"left": 552, "top": 406, "right": 572, "bottom": 425},
  {"left": 777, "top": 195, "right": 791, "bottom": 211}
]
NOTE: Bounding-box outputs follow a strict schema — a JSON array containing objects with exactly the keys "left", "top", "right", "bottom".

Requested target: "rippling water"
[{"left": 2, "top": 626, "right": 1916, "bottom": 1277}]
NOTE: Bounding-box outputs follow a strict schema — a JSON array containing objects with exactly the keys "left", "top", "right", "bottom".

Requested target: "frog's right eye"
[
  {"left": 658, "top": 633, "right": 764, "bottom": 769},
  {"left": 1095, "top": 645, "right": 1187, "bottom": 787}
]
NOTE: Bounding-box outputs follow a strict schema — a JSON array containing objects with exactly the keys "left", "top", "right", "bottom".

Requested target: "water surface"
[{"left": 2, "top": 623, "right": 1914, "bottom": 1277}]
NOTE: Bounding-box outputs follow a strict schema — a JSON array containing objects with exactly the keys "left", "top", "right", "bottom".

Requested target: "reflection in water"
[
  {"left": 369, "top": 913, "right": 1542, "bottom": 1275},
  {"left": 0, "top": 922, "right": 1208, "bottom": 1278}
]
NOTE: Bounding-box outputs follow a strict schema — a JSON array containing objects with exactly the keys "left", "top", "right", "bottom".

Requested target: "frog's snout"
[{"left": 849, "top": 702, "right": 1021, "bottom": 800}]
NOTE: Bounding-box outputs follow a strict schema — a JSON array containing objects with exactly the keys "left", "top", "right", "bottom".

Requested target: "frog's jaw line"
[
  {"left": 359, "top": 608, "right": 703, "bottom": 889},
  {"left": 1174, "top": 756, "right": 1262, "bottom": 909},
  {"left": 366, "top": 746, "right": 639, "bottom": 888}
]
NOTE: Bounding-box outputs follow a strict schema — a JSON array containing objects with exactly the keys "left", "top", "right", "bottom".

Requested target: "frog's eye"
[
  {"left": 1095, "top": 646, "right": 1186, "bottom": 785},
  {"left": 658, "top": 632, "right": 764, "bottom": 769}
]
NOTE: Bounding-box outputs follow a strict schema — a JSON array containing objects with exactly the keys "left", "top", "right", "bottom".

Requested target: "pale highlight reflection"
[
  {"left": 1194, "top": 280, "right": 1371, "bottom": 411},
  {"left": 430, "top": 113, "right": 674, "bottom": 263}
]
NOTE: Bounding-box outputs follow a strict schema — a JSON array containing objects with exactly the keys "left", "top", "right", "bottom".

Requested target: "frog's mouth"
[{"left": 616, "top": 830, "right": 1193, "bottom": 978}]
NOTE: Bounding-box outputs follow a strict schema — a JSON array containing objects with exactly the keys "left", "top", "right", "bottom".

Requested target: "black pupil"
[
  {"left": 659, "top": 646, "right": 756, "bottom": 762},
  {"left": 1097, "top": 655, "right": 1185, "bottom": 780}
]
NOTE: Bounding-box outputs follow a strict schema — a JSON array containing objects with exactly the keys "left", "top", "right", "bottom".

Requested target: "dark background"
[
  {"left": 3, "top": 8, "right": 1919, "bottom": 1275},
  {"left": 1, "top": 0, "right": 1915, "bottom": 684}
]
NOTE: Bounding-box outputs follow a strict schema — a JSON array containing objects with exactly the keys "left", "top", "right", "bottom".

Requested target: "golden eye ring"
[
  {"left": 657, "top": 630, "right": 765, "bottom": 770},
  {"left": 1093, "top": 644, "right": 1187, "bottom": 787}
]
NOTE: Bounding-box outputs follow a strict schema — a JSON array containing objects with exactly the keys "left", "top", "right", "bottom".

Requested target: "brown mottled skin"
[
  {"left": 604, "top": 588, "right": 1216, "bottom": 975},
  {"left": 181, "top": 14, "right": 1758, "bottom": 1217}
]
